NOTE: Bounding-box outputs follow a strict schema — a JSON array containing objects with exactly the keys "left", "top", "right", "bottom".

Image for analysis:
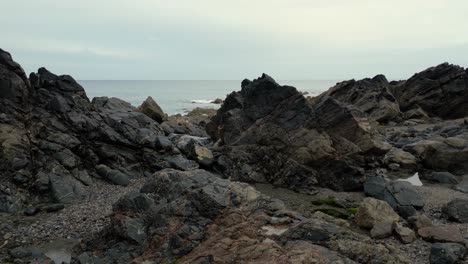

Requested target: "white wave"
[{"left": 190, "top": 99, "right": 214, "bottom": 104}]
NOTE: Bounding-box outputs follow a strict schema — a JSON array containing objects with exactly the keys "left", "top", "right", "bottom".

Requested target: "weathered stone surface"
[
  {"left": 430, "top": 243, "right": 466, "bottom": 264},
  {"left": 207, "top": 74, "right": 390, "bottom": 191},
  {"left": 394, "top": 223, "right": 416, "bottom": 244},
  {"left": 383, "top": 181, "right": 425, "bottom": 209},
  {"left": 394, "top": 63, "right": 468, "bottom": 119},
  {"left": 418, "top": 226, "right": 464, "bottom": 243},
  {"left": 443, "top": 199, "right": 468, "bottom": 223},
  {"left": 137, "top": 96, "right": 167, "bottom": 123},
  {"left": 355, "top": 197, "right": 400, "bottom": 229},
  {"left": 370, "top": 221, "right": 393, "bottom": 239}
]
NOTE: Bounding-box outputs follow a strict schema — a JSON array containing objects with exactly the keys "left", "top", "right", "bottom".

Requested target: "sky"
[{"left": 2, "top": 0, "right": 468, "bottom": 80}]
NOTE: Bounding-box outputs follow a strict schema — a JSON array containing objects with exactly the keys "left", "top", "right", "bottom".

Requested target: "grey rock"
[
  {"left": 165, "top": 155, "right": 199, "bottom": 171},
  {"left": 137, "top": 96, "right": 167, "bottom": 123},
  {"left": 24, "top": 207, "right": 40, "bottom": 216},
  {"left": 155, "top": 135, "right": 173, "bottom": 151},
  {"left": 96, "top": 164, "right": 130, "bottom": 186},
  {"left": 430, "top": 172, "right": 460, "bottom": 184},
  {"left": 370, "top": 221, "right": 393, "bottom": 239},
  {"left": 383, "top": 181, "right": 425, "bottom": 209},
  {"left": 443, "top": 199, "right": 468, "bottom": 223},
  {"left": 394, "top": 223, "right": 416, "bottom": 244},
  {"left": 43, "top": 204, "right": 65, "bottom": 212},
  {"left": 363, "top": 176, "right": 387, "bottom": 200},
  {"left": 430, "top": 243, "right": 466, "bottom": 264}
]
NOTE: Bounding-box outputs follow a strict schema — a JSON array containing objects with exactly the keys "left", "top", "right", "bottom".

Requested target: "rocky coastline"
[{"left": 1, "top": 48, "right": 468, "bottom": 263}]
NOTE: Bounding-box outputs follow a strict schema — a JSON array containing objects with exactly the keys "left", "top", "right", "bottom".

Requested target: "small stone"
[
  {"left": 408, "top": 214, "right": 433, "bottom": 230},
  {"left": 443, "top": 199, "right": 468, "bottom": 223},
  {"left": 42, "top": 204, "right": 65, "bottom": 213},
  {"left": 394, "top": 223, "right": 416, "bottom": 244},
  {"left": 24, "top": 207, "right": 40, "bottom": 216},
  {"left": 370, "top": 221, "right": 393, "bottom": 239}
]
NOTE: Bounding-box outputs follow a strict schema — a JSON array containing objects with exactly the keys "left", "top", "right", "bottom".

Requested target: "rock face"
[
  {"left": 394, "top": 63, "right": 468, "bottom": 119},
  {"left": 80, "top": 169, "right": 408, "bottom": 263},
  {"left": 0, "top": 49, "right": 202, "bottom": 212},
  {"left": 207, "top": 74, "right": 390, "bottom": 191},
  {"left": 317, "top": 75, "right": 401, "bottom": 122}
]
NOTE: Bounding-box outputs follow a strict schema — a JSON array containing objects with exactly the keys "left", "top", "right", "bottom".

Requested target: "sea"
[{"left": 78, "top": 80, "right": 339, "bottom": 115}]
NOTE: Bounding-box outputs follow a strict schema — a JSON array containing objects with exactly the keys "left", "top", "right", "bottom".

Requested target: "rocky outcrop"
[
  {"left": 79, "top": 169, "right": 409, "bottom": 263},
  {"left": 0, "top": 49, "right": 205, "bottom": 212},
  {"left": 207, "top": 74, "right": 390, "bottom": 191},
  {"left": 394, "top": 63, "right": 468, "bottom": 119},
  {"left": 318, "top": 75, "right": 401, "bottom": 122}
]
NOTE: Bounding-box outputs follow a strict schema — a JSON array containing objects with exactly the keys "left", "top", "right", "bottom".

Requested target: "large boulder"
[{"left": 430, "top": 243, "right": 466, "bottom": 264}]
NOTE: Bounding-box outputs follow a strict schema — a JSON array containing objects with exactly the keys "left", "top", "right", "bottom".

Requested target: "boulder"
[
  {"left": 429, "top": 172, "right": 460, "bottom": 185},
  {"left": 443, "top": 199, "right": 468, "bottom": 223},
  {"left": 383, "top": 181, "right": 424, "bottom": 210},
  {"left": 355, "top": 197, "right": 400, "bottom": 229},
  {"left": 363, "top": 176, "right": 387, "bottom": 200},
  {"left": 430, "top": 243, "right": 466, "bottom": 264},
  {"left": 407, "top": 214, "right": 433, "bottom": 230},
  {"left": 137, "top": 96, "right": 167, "bottom": 123},
  {"left": 418, "top": 226, "right": 464, "bottom": 243}
]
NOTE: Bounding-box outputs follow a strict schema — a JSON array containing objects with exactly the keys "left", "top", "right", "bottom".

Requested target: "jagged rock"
[
  {"left": 418, "top": 226, "right": 464, "bottom": 243},
  {"left": 454, "top": 176, "right": 468, "bottom": 193},
  {"left": 207, "top": 74, "right": 390, "bottom": 191},
  {"left": 430, "top": 243, "right": 467, "bottom": 264},
  {"left": 165, "top": 155, "right": 199, "bottom": 171},
  {"left": 363, "top": 176, "right": 387, "bottom": 200},
  {"left": 319, "top": 75, "right": 401, "bottom": 122},
  {"left": 443, "top": 199, "right": 468, "bottom": 223},
  {"left": 355, "top": 197, "right": 400, "bottom": 229},
  {"left": 394, "top": 63, "right": 468, "bottom": 119},
  {"left": 137, "top": 96, "right": 167, "bottom": 123}
]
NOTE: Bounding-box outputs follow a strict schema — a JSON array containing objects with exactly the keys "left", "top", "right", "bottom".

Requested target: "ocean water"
[{"left": 78, "top": 80, "right": 338, "bottom": 115}]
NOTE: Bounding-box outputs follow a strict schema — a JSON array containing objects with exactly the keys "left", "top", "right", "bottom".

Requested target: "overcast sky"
[{"left": 2, "top": 0, "right": 468, "bottom": 80}]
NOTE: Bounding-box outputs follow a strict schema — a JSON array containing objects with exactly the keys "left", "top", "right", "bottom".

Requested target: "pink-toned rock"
[{"left": 418, "top": 226, "right": 464, "bottom": 243}]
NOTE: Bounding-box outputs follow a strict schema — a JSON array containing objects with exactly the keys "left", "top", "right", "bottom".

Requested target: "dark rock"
[
  {"left": 24, "top": 207, "right": 40, "bottom": 216},
  {"left": 397, "top": 205, "right": 418, "bottom": 219},
  {"left": 407, "top": 214, "right": 433, "bottom": 230},
  {"left": 319, "top": 75, "right": 401, "bottom": 122},
  {"left": 394, "top": 63, "right": 468, "bottom": 119},
  {"left": 454, "top": 176, "right": 468, "bottom": 193},
  {"left": 137, "top": 96, "right": 167, "bottom": 123},
  {"left": 42, "top": 203, "right": 65, "bottom": 212},
  {"left": 96, "top": 165, "right": 130, "bottom": 186},
  {"left": 155, "top": 135, "right": 173, "bottom": 151},
  {"left": 443, "top": 199, "right": 468, "bottom": 223},
  {"left": 430, "top": 243, "right": 466, "bottom": 264},
  {"left": 211, "top": 98, "right": 223, "bottom": 104},
  {"left": 370, "top": 221, "right": 393, "bottom": 239},
  {"left": 165, "top": 155, "right": 199, "bottom": 171},
  {"left": 430, "top": 172, "right": 460, "bottom": 184},
  {"left": 363, "top": 176, "right": 387, "bottom": 200},
  {"left": 207, "top": 74, "right": 390, "bottom": 191},
  {"left": 383, "top": 181, "right": 425, "bottom": 209}
]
